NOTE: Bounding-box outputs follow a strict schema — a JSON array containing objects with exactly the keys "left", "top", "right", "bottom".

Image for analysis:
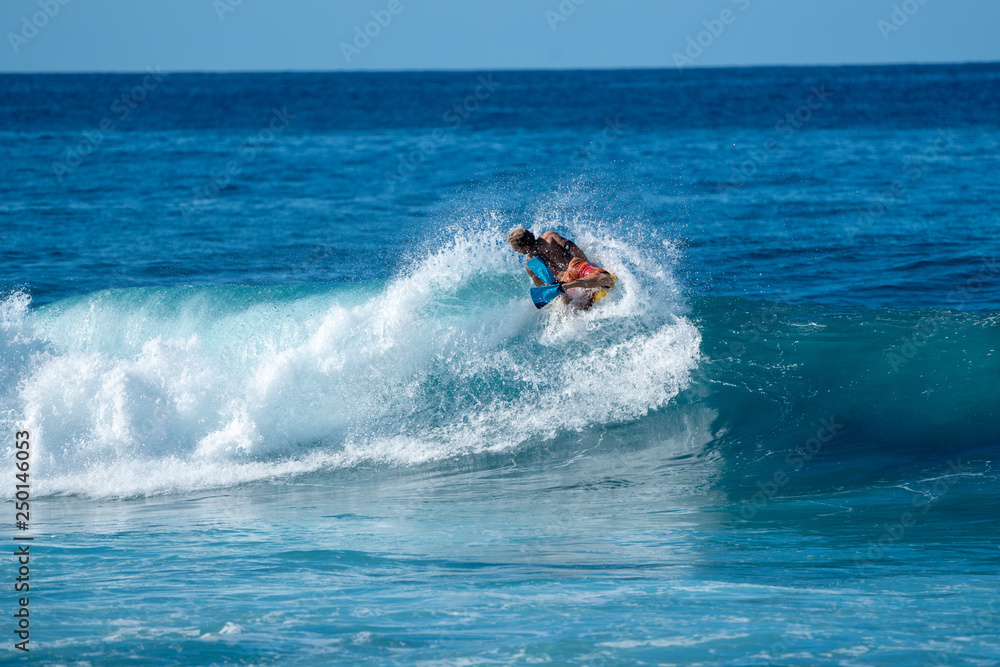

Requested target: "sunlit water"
[{"left": 1, "top": 65, "right": 998, "bottom": 665}]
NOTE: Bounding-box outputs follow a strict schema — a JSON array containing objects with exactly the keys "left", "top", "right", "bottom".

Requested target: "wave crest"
[{"left": 0, "top": 226, "right": 699, "bottom": 498}]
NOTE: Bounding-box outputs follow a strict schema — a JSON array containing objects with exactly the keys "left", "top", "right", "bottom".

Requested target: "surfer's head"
[{"left": 508, "top": 228, "right": 535, "bottom": 254}]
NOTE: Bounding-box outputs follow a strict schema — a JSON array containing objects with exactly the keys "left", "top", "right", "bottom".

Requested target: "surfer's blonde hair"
[{"left": 508, "top": 228, "right": 535, "bottom": 250}]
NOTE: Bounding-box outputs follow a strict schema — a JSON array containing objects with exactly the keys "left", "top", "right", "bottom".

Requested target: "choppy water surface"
[{"left": 1, "top": 65, "right": 998, "bottom": 665}]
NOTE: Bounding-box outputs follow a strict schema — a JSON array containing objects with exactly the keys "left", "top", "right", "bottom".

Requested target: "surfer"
[{"left": 507, "top": 228, "right": 615, "bottom": 309}]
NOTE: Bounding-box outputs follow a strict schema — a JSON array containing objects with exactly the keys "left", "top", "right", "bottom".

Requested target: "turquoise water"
[{"left": 1, "top": 66, "right": 999, "bottom": 664}]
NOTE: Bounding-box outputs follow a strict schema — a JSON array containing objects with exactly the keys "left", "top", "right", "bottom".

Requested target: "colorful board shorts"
[{"left": 562, "top": 257, "right": 617, "bottom": 303}]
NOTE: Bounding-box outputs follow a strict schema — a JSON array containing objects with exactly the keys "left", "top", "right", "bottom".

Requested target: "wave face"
[
  {"left": 691, "top": 295, "right": 1000, "bottom": 500},
  {"left": 0, "top": 225, "right": 701, "bottom": 498}
]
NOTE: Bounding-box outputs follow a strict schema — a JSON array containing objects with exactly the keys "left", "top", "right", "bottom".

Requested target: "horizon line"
[{"left": 2, "top": 59, "right": 998, "bottom": 76}]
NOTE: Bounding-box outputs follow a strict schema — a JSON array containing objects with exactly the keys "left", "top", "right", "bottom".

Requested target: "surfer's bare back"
[{"left": 507, "top": 228, "right": 615, "bottom": 309}]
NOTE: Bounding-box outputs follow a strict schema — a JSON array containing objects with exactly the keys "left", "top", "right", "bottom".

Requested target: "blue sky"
[{"left": 2, "top": 0, "right": 998, "bottom": 72}]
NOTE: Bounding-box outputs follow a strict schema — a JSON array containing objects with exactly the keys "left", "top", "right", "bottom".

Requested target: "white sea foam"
[{"left": 0, "top": 220, "right": 700, "bottom": 498}]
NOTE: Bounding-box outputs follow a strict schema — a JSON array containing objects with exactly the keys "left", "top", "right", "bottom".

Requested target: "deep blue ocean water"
[{"left": 1, "top": 64, "right": 999, "bottom": 665}]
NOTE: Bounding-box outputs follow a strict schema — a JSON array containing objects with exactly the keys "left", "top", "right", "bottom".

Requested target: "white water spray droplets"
[
  {"left": 0, "top": 293, "right": 43, "bottom": 393},
  {"left": 0, "top": 225, "right": 700, "bottom": 498}
]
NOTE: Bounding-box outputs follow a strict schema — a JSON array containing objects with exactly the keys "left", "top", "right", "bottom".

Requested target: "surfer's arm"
[{"left": 562, "top": 273, "right": 614, "bottom": 290}]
